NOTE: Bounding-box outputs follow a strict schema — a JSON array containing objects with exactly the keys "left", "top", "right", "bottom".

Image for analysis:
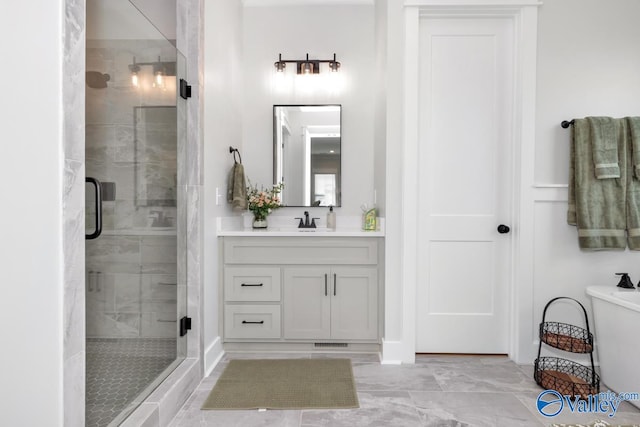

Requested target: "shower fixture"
[{"left": 85, "top": 71, "right": 111, "bottom": 89}]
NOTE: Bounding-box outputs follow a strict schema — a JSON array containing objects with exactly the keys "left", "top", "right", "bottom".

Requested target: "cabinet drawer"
[
  {"left": 224, "top": 305, "right": 281, "bottom": 339},
  {"left": 224, "top": 267, "right": 281, "bottom": 302},
  {"left": 224, "top": 237, "right": 378, "bottom": 265}
]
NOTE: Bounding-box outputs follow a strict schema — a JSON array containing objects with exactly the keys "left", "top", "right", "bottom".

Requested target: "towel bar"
[{"left": 229, "top": 146, "right": 242, "bottom": 163}]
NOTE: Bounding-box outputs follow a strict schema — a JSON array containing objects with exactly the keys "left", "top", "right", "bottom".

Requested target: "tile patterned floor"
[
  {"left": 169, "top": 353, "right": 640, "bottom": 427},
  {"left": 86, "top": 338, "right": 177, "bottom": 427}
]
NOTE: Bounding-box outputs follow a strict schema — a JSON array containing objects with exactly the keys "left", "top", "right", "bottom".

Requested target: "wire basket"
[
  {"left": 540, "top": 321, "right": 593, "bottom": 353},
  {"left": 534, "top": 356, "right": 600, "bottom": 398}
]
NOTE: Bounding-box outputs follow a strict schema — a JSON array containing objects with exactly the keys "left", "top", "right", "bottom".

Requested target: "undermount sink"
[
  {"left": 259, "top": 227, "right": 329, "bottom": 233},
  {"left": 297, "top": 227, "right": 328, "bottom": 232}
]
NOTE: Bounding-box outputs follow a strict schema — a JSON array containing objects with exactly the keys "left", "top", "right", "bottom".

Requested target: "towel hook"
[{"left": 229, "top": 146, "right": 242, "bottom": 164}]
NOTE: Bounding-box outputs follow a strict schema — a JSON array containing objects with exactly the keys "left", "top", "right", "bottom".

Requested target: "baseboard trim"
[
  {"left": 222, "top": 341, "right": 380, "bottom": 353},
  {"left": 381, "top": 339, "right": 406, "bottom": 364},
  {"left": 204, "top": 336, "right": 224, "bottom": 377}
]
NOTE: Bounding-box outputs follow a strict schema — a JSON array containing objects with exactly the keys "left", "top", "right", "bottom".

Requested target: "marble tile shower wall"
[
  {"left": 86, "top": 41, "right": 179, "bottom": 339},
  {"left": 86, "top": 235, "right": 177, "bottom": 338}
]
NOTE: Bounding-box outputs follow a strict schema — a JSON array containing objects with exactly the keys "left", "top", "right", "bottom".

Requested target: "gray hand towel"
[
  {"left": 627, "top": 117, "right": 640, "bottom": 179},
  {"left": 569, "top": 119, "right": 626, "bottom": 250},
  {"left": 625, "top": 118, "right": 640, "bottom": 249},
  {"left": 227, "top": 162, "right": 247, "bottom": 210},
  {"left": 587, "top": 117, "right": 621, "bottom": 179}
]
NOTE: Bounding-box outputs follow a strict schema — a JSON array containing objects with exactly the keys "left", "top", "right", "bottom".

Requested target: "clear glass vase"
[{"left": 252, "top": 215, "right": 268, "bottom": 229}]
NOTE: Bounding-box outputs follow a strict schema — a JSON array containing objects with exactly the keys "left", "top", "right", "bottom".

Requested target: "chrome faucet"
[{"left": 296, "top": 211, "right": 318, "bottom": 228}]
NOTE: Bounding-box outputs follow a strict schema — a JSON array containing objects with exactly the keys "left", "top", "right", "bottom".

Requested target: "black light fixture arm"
[{"left": 128, "top": 56, "right": 176, "bottom": 75}]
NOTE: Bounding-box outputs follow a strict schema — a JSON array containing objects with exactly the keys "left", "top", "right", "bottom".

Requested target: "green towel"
[
  {"left": 626, "top": 118, "right": 640, "bottom": 249},
  {"left": 587, "top": 117, "right": 621, "bottom": 179},
  {"left": 568, "top": 119, "right": 627, "bottom": 250},
  {"left": 227, "top": 162, "right": 247, "bottom": 210},
  {"left": 627, "top": 117, "right": 640, "bottom": 179}
]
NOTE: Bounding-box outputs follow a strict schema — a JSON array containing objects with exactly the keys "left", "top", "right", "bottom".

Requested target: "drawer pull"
[
  {"left": 334, "top": 273, "right": 337, "bottom": 296},
  {"left": 325, "top": 274, "right": 328, "bottom": 296},
  {"left": 241, "top": 283, "right": 264, "bottom": 287},
  {"left": 242, "top": 320, "right": 265, "bottom": 324}
]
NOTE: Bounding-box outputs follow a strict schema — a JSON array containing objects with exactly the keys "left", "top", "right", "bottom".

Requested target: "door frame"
[{"left": 396, "top": 0, "right": 540, "bottom": 364}]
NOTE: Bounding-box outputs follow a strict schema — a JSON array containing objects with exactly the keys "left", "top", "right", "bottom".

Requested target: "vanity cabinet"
[{"left": 221, "top": 236, "right": 382, "bottom": 346}]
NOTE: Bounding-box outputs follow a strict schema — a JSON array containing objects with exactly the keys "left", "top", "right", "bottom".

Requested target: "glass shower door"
[{"left": 85, "top": 0, "right": 187, "bottom": 425}]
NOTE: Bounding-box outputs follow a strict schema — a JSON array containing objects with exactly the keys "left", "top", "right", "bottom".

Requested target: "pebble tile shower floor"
[{"left": 86, "top": 338, "right": 176, "bottom": 427}]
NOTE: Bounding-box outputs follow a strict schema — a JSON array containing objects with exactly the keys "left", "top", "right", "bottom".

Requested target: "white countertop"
[
  {"left": 216, "top": 215, "right": 385, "bottom": 237},
  {"left": 586, "top": 285, "right": 640, "bottom": 312}
]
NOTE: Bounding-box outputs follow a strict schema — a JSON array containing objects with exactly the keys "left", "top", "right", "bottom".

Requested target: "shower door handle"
[{"left": 86, "top": 177, "right": 103, "bottom": 240}]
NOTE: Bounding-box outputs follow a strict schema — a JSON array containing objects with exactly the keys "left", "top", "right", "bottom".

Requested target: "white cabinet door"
[
  {"left": 331, "top": 267, "right": 378, "bottom": 340},
  {"left": 283, "top": 267, "right": 331, "bottom": 339},
  {"left": 283, "top": 266, "right": 378, "bottom": 341},
  {"left": 416, "top": 17, "right": 513, "bottom": 353}
]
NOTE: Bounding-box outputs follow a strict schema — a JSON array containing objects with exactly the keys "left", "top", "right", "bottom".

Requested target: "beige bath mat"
[{"left": 201, "top": 358, "right": 359, "bottom": 410}]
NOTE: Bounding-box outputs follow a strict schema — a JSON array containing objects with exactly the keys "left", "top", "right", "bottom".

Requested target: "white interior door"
[{"left": 415, "top": 17, "right": 514, "bottom": 353}]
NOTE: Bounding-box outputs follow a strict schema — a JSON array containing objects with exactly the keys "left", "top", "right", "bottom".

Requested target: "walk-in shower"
[{"left": 85, "top": 0, "right": 186, "bottom": 425}]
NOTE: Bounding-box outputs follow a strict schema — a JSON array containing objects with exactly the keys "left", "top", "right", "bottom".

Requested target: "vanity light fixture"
[
  {"left": 274, "top": 52, "right": 341, "bottom": 75},
  {"left": 127, "top": 56, "right": 176, "bottom": 88}
]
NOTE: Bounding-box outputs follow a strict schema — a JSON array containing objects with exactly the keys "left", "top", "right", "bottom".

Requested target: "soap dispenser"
[
  {"left": 327, "top": 206, "right": 336, "bottom": 231},
  {"left": 615, "top": 273, "right": 635, "bottom": 289}
]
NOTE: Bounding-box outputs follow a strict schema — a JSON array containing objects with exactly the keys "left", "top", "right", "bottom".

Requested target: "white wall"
[
  {"left": 380, "top": 0, "right": 405, "bottom": 361},
  {"left": 129, "top": 0, "right": 177, "bottom": 41},
  {"left": 522, "top": 0, "right": 640, "bottom": 362},
  {"left": 0, "top": 1, "right": 65, "bottom": 425},
  {"left": 374, "top": 0, "right": 387, "bottom": 217},
  {"left": 203, "top": 0, "right": 243, "bottom": 372},
  {"left": 242, "top": 4, "right": 376, "bottom": 217}
]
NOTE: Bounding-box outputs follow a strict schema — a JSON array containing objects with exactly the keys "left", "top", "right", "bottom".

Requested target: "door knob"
[{"left": 497, "top": 224, "right": 510, "bottom": 234}]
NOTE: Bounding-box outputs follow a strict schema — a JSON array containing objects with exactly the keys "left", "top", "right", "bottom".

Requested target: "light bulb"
[
  {"left": 131, "top": 72, "right": 139, "bottom": 87},
  {"left": 155, "top": 72, "right": 163, "bottom": 86}
]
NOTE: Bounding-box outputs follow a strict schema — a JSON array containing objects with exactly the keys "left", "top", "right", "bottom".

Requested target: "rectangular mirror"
[{"left": 273, "top": 105, "right": 341, "bottom": 207}]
